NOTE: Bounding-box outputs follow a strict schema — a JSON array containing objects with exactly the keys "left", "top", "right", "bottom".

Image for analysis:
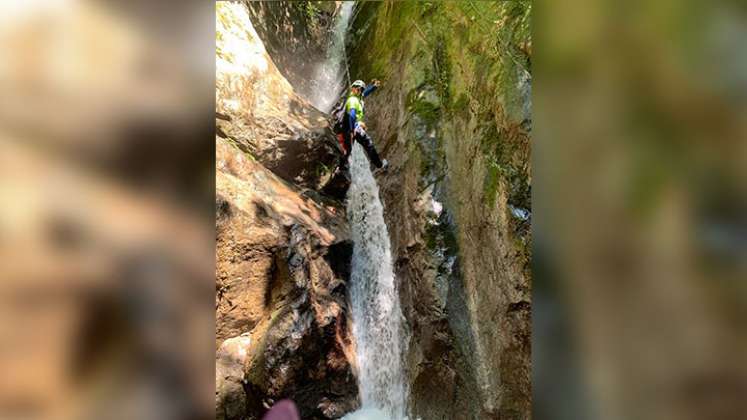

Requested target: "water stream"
[
  {"left": 310, "top": 4, "right": 409, "bottom": 418},
  {"left": 344, "top": 145, "right": 409, "bottom": 419},
  {"left": 308, "top": 1, "right": 354, "bottom": 111}
]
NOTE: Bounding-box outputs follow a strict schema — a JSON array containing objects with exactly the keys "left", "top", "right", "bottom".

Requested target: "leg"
[
  {"left": 336, "top": 132, "right": 348, "bottom": 155},
  {"left": 353, "top": 126, "right": 383, "bottom": 168},
  {"left": 342, "top": 131, "right": 352, "bottom": 157},
  {"left": 337, "top": 131, "right": 352, "bottom": 171}
]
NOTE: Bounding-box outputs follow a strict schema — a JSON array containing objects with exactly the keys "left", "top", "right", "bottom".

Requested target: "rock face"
[
  {"left": 215, "top": 3, "right": 356, "bottom": 419},
  {"left": 346, "top": 2, "right": 532, "bottom": 419},
  {"left": 216, "top": 334, "right": 254, "bottom": 419},
  {"left": 215, "top": 144, "right": 358, "bottom": 419},
  {"left": 216, "top": 2, "right": 341, "bottom": 192},
  {"left": 244, "top": 1, "right": 338, "bottom": 103}
]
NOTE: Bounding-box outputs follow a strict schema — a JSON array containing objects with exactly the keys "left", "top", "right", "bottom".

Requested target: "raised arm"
[
  {"left": 362, "top": 79, "right": 381, "bottom": 98},
  {"left": 362, "top": 84, "right": 377, "bottom": 98}
]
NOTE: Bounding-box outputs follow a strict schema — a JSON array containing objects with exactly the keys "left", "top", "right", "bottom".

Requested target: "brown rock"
[
  {"left": 215, "top": 4, "right": 357, "bottom": 418},
  {"left": 216, "top": 3, "right": 343, "bottom": 191},
  {"left": 216, "top": 135, "right": 357, "bottom": 418}
]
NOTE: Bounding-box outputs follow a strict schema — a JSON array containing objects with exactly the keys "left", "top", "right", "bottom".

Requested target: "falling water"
[
  {"left": 309, "top": 4, "right": 409, "bottom": 418},
  {"left": 344, "top": 145, "right": 409, "bottom": 419},
  {"left": 308, "top": 1, "right": 354, "bottom": 111}
]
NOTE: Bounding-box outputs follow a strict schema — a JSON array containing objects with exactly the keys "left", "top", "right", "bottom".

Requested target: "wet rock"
[
  {"left": 317, "top": 396, "right": 360, "bottom": 419},
  {"left": 244, "top": 1, "right": 334, "bottom": 101},
  {"left": 320, "top": 166, "right": 352, "bottom": 201},
  {"left": 216, "top": 3, "right": 344, "bottom": 191},
  {"left": 324, "top": 240, "right": 354, "bottom": 283},
  {"left": 347, "top": 2, "right": 532, "bottom": 418}
]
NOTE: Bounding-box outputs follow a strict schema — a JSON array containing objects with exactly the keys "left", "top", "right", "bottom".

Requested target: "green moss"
[
  {"left": 453, "top": 93, "right": 470, "bottom": 118},
  {"left": 348, "top": 2, "right": 387, "bottom": 78},
  {"left": 314, "top": 161, "right": 331, "bottom": 180},
  {"left": 224, "top": 135, "right": 258, "bottom": 162},
  {"left": 406, "top": 88, "right": 441, "bottom": 127},
  {"left": 385, "top": 1, "right": 419, "bottom": 48},
  {"left": 292, "top": 1, "right": 322, "bottom": 27},
  {"left": 349, "top": 0, "right": 531, "bottom": 213},
  {"left": 477, "top": 116, "right": 531, "bottom": 211},
  {"left": 432, "top": 36, "right": 452, "bottom": 106},
  {"left": 484, "top": 160, "right": 503, "bottom": 207}
]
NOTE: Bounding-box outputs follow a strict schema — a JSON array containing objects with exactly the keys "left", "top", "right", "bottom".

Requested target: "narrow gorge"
[{"left": 215, "top": 2, "right": 531, "bottom": 419}]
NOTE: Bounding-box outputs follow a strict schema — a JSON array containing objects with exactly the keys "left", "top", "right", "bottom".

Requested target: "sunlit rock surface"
[
  {"left": 215, "top": 3, "right": 357, "bottom": 419},
  {"left": 216, "top": 2, "right": 341, "bottom": 191}
]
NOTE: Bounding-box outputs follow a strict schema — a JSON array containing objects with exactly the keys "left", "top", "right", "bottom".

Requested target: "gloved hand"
[{"left": 371, "top": 79, "right": 381, "bottom": 88}]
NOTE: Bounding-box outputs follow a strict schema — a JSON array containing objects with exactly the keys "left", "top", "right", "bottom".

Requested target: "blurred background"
[
  {"left": 532, "top": 0, "right": 746, "bottom": 419},
  {"left": 0, "top": 0, "right": 215, "bottom": 419},
  {"left": 0, "top": 0, "right": 744, "bottom": 419}
]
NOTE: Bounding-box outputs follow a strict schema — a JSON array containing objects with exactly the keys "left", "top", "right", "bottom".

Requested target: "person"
[{"left": 338, "top": 79, "right": 389, "bottom": 171}]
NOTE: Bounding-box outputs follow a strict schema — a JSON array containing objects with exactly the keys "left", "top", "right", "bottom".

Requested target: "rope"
[{"left": 342, "top": 30, "right": 352, "bottom": 89}]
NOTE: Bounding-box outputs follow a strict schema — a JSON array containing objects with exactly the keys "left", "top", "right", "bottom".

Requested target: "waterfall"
[
  {"left": 310, "top": 4, "right": 409, "bottom": 418},
  {"left": 308, "top": 1, "right": 354, "bottom": 111},
  {"left": 344, "top": 145, "right": 409, "bottom": 419}
]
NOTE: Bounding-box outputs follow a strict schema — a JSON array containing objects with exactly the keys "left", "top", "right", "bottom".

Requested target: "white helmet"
[{"left": 351, "top": 80, "right": 366, "bottom": 89}]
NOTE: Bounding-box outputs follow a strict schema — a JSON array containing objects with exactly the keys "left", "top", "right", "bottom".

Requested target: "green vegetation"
[
  {"left": 349, "top": 0, "right": 531, "bottom": 216},
  {"left": 432, "top": 36, "right": 452, "bottom": 106},
  {"left": 484, "top": 160, "right": 503, "bottom": 207},
  {"left": 406, "top": 88, "right": 441, "bottom": 127},
  {"left": 294, "top": 1, "right": 321, "bottom": 28}
]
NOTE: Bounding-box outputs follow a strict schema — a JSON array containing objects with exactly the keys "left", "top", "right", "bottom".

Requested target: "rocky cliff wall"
[
  {"left": 243, "top": 1, "right": 339, "bottom": 106},
  {"left": 346, "top": 2, "right": 532, "bottom": 418},
  {"left": 215, "top": 3, "right": 356, "bottom": 419}
]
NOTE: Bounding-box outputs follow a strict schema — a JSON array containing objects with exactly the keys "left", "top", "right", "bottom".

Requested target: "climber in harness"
[{"left": 332, "top": 79, "right": 389, "bottom": 172}]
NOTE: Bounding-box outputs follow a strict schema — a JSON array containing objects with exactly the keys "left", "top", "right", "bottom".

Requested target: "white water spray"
[
  {"left": 344, "top": 145, "right": 409, "bottom": 419},
  {"left": 309, "top": 1, "right": 354, "bottom": 111}
]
